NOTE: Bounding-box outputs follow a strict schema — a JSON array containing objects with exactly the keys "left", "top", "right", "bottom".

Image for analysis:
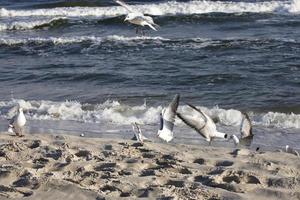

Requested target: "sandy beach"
[{"left": 0, "top": 133, "right": 299, "bottom": 200}]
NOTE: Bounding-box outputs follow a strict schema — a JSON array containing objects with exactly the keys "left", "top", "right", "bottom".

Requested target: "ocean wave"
[
  {"left": 0, "top": 99, "right": 299, "bottom": 129},
  {"left": 0, "top": 18, "right": 68, "bottom": 31},
  {"left": 0, "top": 35, "right": 298, "bottom": 47},
  {"left": 0, "top": 35, "right": 170, "bottom": 46},
  {"left": 0, "top": 0, "right": 298, "bottom": 18}
]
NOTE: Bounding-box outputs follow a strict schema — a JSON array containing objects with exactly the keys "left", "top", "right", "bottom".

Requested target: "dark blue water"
[{"left": 0, "top": 0, "right": 299, "bottom": 149}]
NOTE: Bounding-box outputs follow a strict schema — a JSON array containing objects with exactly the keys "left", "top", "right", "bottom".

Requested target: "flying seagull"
[
  {"left": 157, "top": 94, "right": 180, "bottom": 143},
  {"left": 131, "top": 122, "right": 148, "bottom": 144},
  {"left": 8, "top": 107, "right": 26, "bottom": 137},
  {"left": 114, "top": 0, "right": 159, "bottom": 34},
  {"left": 230, "top": 113, "right": 254, "bottom": 147},
  {"left": 177, "top": 104, "right": 228, "bottom": 145}
]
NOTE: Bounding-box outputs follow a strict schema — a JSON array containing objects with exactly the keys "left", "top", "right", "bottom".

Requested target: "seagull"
[
  {"left": 285, "top": 145, "right": 299, "bottom": 157},
  {"left": 8, "top": 107, "right": 26, "bottom": 137},
  {"left": 230, "top": 113, "right": 254, "bottom": 147},
  {"left": 177, "top": 104, "right": 228, "bottom": 145},
  {"left": 131, "top": 122, "right": 148, "bottom": 144},
  {"left": 114, "top": 0, "right": 159, "bottom": 34},
  {"left": 157, "top": 94, "right": 180, "bottom": 143}
]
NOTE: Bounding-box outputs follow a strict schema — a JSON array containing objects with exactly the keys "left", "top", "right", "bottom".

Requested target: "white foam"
[
  {"left": 0, "top": 1, "right": 297, "bottom": 18},
  {"left": 0, "top": 99, "right": 299, "bottom": 129},
  {"left": 259, "top": 112, "right": 300, "bottom": 129},
  {"left": 0, "top": 35, "right": 169, "bottom": 46}
]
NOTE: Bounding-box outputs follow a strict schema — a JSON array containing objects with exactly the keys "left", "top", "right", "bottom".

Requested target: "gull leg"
[
  {"left": 136, "top": 27, "right": 139, "bottom": 34},
  {"left": 19, "top": 127, "right": 24, "bottom": 137},
  {"left": 15, "top": 127, "right": 20, "bottom": 137}
]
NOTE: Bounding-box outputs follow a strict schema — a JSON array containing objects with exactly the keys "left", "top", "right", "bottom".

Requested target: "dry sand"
[{"left": 0, "top": 133, "right": 299, "bottom": 200}]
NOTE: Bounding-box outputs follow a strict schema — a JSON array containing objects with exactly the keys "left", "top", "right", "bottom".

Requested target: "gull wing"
[
  {"left": 176, "top": 111, "right": 207, "bottom": 139},
  {"left": 162, "top": 94, "right": 180, "bottom": 131},
  {"left": 8, "top": 115, "right": 16, "bottom": 126},
  {"left": 187, "top": 104, "right": 208, "bottom": 128},
  {"left": 115, "top": 0, "right": 134, "bottom": 13},
  {"left": 131, "top": 122, "right": 144, "bottom": 143},
  {"left": 240, "top": 113, "right": 253, "bottom": 138},
  {"left": 170, "top": 94, "right": 180, "bottom": 112}
]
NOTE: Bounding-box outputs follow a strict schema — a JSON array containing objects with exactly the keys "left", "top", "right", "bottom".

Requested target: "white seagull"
[
  {"left": 115, "top": 0, "right": 159, "bottom": 33},
  {"left": 131, "top": 122, "right": 148, "bottom": 144},
  {"left": 177, "top": 104, "right": 228, "bottom": 145},
  {"left": 8, "top": 107, "right": 26, "bottom": 137},
  {"left": 157, "top": 94, "right": 180, "bottom": 143},
  {"left": 230, "top": 113, "right": 254, "bottom": 147},
  {"left": 285, "top": 145, "right": 299, "bottom": 157}
]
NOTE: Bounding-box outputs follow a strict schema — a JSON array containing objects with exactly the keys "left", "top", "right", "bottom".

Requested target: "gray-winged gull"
[{"left": 177, "top": 104, "right": 228, "bottom": 145}]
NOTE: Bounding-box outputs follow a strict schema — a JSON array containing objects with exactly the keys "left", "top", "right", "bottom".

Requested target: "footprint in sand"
[
  {"left": 32, "top": 157, "right": 49, "bottom": 169},
  {"left": 142, "top": 152, "right": 156, "bottom": 159},
  {"left": 41, "top": 146, "right": 62, "bottom": 160},
  {"left": 12, "top": 171, "right": 40, "bottom": 190},
  {"left": 194, "top": 169, "right": 261, "bottom": 193},
  {"left": 193, "top": 158, "right": 206, "bottom": 165},
  {"left": 23, "top": 140, "right": 41, "bottom": 149},
  {"left": 179, "top": 167, "right": 193, "bottom": 174},
  {"left": 222, "top": 171, "right": 261, "bottom": 184},
  {"left": 140, "top": 169, "right": 156, "bottom": 177},
  {"left": 118, "top": 170, "right": 132, "bottom": 176},
  {"left": 75, "top": 149, "right": 93, "bottom": 161},
  {"left": 94, "top": 163, "right": 117, "bottom": 172},
  {"left": 100, "top": 184, "right": 121, "bottom": 195},
  {"left": 165, "top": 179, "right": 185, "bottom": 188},
  {"left": 0, "top": 185, "right": 33, "bottom": 198},
  {"left": 215, "top": 160, "right": 234, "bottom": 167},
  {"left": 267, "top": 177, "right": 299, "bottom": 189}
]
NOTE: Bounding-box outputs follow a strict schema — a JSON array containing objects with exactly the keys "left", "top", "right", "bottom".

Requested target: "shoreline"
[{"left": 0, "top": 133, "right": 299, "bottom": 200}]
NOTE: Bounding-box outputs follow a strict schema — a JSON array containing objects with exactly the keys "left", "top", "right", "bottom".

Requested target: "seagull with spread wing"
[
  {"left": 131, "top": 122, "right": 148, "bottom": 144},
  {"left": 157, "top": 94, "right": 180, "bottom": 143},
  {"left": 177, "top": 104, "right": 228, "bottom": 145},
  {"left": 230, "top": 113, "right": 254, "bottom": 147},
  {"left": 114, "top": 0, "right": 159, "bottom": 34}
]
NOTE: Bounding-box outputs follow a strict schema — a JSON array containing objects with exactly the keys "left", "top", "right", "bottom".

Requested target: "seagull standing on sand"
[
  {"left": 114, "top": 0, "right": 159, "bottom": 34},
  {"left": 8, "top": 107, "right": 26, "bottom": 137},
  {"left": 230, "top": 113, "right": 254, "bottom": 147},
  {"left": 131, "top": 122, "right": 148, "bottom": 144},
  {"left": 285, "top": 145, "right": 299, "bottom": 157},
  {"left": 177, "top": 104, "right": 228, "bottom": 145},
  {"left": 157, "top": 94, "right": 180, "bottom": 143}
]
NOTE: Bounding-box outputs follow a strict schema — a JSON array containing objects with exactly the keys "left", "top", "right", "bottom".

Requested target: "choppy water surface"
[{"left": 0, "top": 0, "right": 299, "bottom": 150}]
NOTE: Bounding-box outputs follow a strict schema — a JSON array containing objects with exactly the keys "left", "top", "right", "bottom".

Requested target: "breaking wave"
[
  {"left": 0, "top": 99, "right": 299, "bottom": 129},
  {"left": 0, "top": 35, "right": 170, "bottom": 46},
  {"left": 0, "top": 35, "right": 298, "bottom": 48},
  {"left": 0, "top": 0, "right": 299, "bottom": 19},
  {"left": 0, "top": 18, "right": 68, "bottom": 31}
]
